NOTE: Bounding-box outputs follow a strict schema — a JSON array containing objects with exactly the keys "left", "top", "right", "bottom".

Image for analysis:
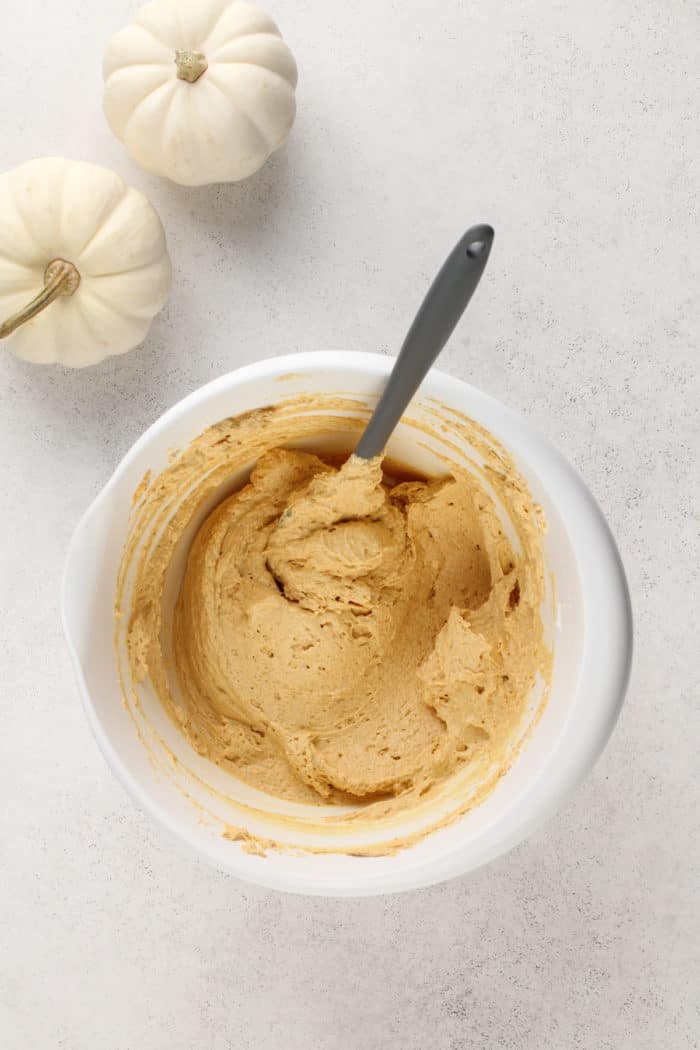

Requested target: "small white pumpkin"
[
  {"left": 103, "top": 0, "right": 298, "bottom": 187},
  {"left": 0, "top": 158, "right": 171, "bottom": 367}
]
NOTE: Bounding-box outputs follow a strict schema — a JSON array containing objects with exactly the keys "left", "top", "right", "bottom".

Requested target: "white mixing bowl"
[{"left": 62, "top": 352, "right": 632, "bottom": 895}]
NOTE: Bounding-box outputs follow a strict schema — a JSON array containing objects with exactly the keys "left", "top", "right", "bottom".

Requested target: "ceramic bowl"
[{"left": 62, "top": 352, "right": 632, "bottom": 895}]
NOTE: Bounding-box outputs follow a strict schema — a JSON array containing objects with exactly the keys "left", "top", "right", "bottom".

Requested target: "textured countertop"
[{"left": 1, "top": 1, "right": 698, "bottom": 1047}]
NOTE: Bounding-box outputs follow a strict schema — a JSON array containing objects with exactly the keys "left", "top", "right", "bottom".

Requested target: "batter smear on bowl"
[{"left": 124, "top": 424, "right": 550, "bottom": 809}]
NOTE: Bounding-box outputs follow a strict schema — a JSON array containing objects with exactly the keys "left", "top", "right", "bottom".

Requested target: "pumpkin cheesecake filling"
[{"left": 124, "top": 420, "right": 549, "bottom": 812}]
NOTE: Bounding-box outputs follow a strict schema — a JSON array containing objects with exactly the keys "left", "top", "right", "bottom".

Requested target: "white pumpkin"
[
  {"left": 103, "top": 0, "right": 298, "bottom": 187},
  {"left": 0, "top": 158, "right": 171, "bottom": 367}
]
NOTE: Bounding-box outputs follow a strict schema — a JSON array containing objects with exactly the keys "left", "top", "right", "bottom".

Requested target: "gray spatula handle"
[{"left": 355, "top": 224, "right": 494, "bottom": 460}]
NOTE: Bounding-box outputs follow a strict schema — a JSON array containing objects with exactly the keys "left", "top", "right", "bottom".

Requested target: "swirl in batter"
[{"left": 157, "top": 446, "right": 547, "bottom": 805}]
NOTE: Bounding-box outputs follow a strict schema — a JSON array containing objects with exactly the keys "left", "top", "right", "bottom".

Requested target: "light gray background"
[{"left": 1, "top": 0, "right": 698, "bottom": 1047}]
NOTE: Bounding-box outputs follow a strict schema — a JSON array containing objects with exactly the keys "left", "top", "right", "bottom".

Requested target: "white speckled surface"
[{"left": 1, "top": 0, "right": 698, "bottom": 1046}]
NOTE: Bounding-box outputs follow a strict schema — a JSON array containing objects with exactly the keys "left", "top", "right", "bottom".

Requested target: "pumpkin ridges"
[
  {"left": 209, "top": 33, "right": 298, "bottom": 87},
  {"left": 208, "top": 64, "right": 295, "bottom": 150},
  {"left": 105, "top": 70, "right": 175, "bottom": 144},
  {"left": 203, "top": 2, "right": 280, "bottom": 52},
  {"left": 170, "top": 0, "right": 231, "bottom": 52},
  {"left": 7, "top": 166, "right": 56, "bottom": 261},
  {"left": 14, "top": 161, "right": 69, "bottom": 256},
  {"left": 54, "top": 160, "right": 129, "bottom": 263},
  {"left": 8, "top": 159, "right": 127, "bottom": 265},
  {"left": 0, "top": 251, "right": 37, "bottom": 278},
  {"left": 71, "top": 182, "right": 131, "bottom": 262},
  {"left": 83, "top": 262, "right": 172, "bottom": 320},
  {"left": 152, "top": 82, "right": 193, "bottom": 181},
  {"left": 4, "top": 312, "right": 61, "bottom": 364},
  {"left": 0, "top": 181, "right": 48, "bottom": 269},
  {"left": 79, "top": 190, "right": 168, "bottom": 276},
  {"left": 84, "top": 254, "right": 171, "bottom": 284},
  {"left": 105, "top": 57, "right": 174, "bottom": 78},
  {"left": 135, "top": 0, "right": 187, "bottom": 51},
  {"left": 210, "top": 57, "right": 298, "bottom": 94},
  {"left": 117, "top": 80, "right": 180, "bottom": 178},
  {"left": 74, "top": 292, "right": 151, "bottom": 361},
  {"left": 200, "top": 0, "right": 252, "bottom": 49},
  {"left": 147, "top": 77, "right": 258, "bottom": 185},
  {"left": 202, "top": 72, "right": 273, "bottom": 162},
  {"left": 103, "top": 24, "right": 172, "bottom": 78}
]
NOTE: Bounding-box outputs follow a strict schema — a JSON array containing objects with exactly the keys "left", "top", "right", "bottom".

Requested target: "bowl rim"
[{"left": 61, "top": 351, "right": 633, "bottom": 895}]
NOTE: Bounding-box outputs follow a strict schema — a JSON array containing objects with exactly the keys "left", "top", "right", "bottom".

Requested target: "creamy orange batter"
[{"left": 122, "top": 405, "right": 549, "bottom": 820}]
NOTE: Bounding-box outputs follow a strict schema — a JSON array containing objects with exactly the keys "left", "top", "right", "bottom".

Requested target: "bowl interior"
[{"left": 63, "top": 354, "right": 628, "bottom": 895}]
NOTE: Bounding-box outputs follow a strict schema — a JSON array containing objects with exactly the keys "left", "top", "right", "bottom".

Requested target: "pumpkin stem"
[
  {"left": 174, "top": 49, "right": 208, "bottom": 83},
  {"left": 0, "top": 259, "right": 80, "bottom": 340}
]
